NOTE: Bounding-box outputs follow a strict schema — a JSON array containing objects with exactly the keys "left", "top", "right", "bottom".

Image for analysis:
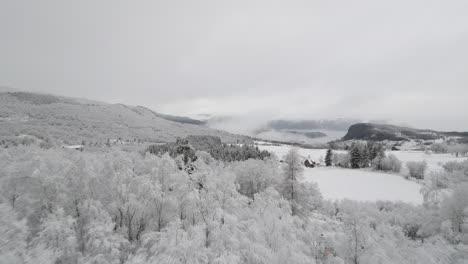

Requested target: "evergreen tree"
[
  {"left": 360, "top": 144, "right": 370, "bottom": 168},
  {"left": 325, "top": 148, "right": 333, "bottom": 167},
  {"left": 367, "top": 141, "right": 377, "bottom": 161},
  {"left": 369, "top": 142, "right": 385, "bottom": 162},
  {"left": 175, "top": 138, "right": 197, "bottom": 166},
  {"left": 349, "top": 143, "right": 361, "bottom": 169}
]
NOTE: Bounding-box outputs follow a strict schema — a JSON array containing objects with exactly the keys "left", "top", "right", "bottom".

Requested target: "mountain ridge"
[
  {"left": 0, "top": 91, "right": 248, "bottom": 146},
  {"left": 343, "top": 123, "right": 468, "bottom": 142}
]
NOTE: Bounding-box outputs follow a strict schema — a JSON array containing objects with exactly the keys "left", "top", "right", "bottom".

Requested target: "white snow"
[
  {"left": 258, "top": 143, "right": 468, "bottom": 174},
  {"left": 257, "top": 143, "right": 446, "bottom": 205},
  {"left": 303, "top": 167, "right": 423, "bottom": 205},
  {"left": 258, "top": 143, "right": 468, "bottom": 204},
  {"left": 390, "top": 151, "right": 468, "bottom": 173},
  {"left": 257, "top": 144, "right": 345, "bottom": 162}
]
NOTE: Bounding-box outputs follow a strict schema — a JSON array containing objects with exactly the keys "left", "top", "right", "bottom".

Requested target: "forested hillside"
[{"left": 0, "top": 92, "right": 248, "bottom": 147}]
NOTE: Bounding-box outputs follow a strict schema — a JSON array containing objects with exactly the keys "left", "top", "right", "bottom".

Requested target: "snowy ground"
[
  {"left": 391, "top": 151, "right": 468, "bottom": 173},
  {"left": 258, "top": 143, "right": 468, "bottom": 173},
  {"left": 257, "top": 143, "right": 468, "bottom": 205},
  {"left": 303, "top": 167, "right": 423, "bottom": 205},
  {"left": 256, "top": 144, "right": 345, "bottom": 163}
]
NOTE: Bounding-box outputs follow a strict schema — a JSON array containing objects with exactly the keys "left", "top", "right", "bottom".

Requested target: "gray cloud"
[{"left": 1, "top": 0, "right": 467, "bottom": 131}]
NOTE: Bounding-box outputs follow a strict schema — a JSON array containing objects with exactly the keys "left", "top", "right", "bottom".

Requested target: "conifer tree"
[
  {"left": 350, "top": 143, "right": 361, "bottom": 169},
  {"left": 360, "top": 144, "right": 370, "bottom": 168},
  {"left": 325, "top": 148, "right": 333, "bottom": 167}
]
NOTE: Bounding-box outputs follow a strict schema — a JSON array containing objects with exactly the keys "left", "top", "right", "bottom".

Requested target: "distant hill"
[
  {"left": 0, "top": 91, "right": 248, "bottom": 146},
  {"left": 153, "top": 112, "right": 205, "bottom": 126},
  {"left": 285, "top": 131, "right": 327, "bottom": 139},
  {"left": 267, "top": 119, "right": 359, "bottom": 131},
  {"left": 343, "top": 123, "right": 468, "bottom": 142}
]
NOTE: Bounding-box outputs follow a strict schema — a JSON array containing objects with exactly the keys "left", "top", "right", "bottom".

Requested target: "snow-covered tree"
[
  {"left": 339, "top": 202, "right": 369, "bottom": 264},
  {"left": 461, "top": 207, "right": 468, "bottom": 245},
  {"left": 381, "top": 154, "right": 402, "bottom": 173},
  {"left": 33, "top": 208, "right": 79, "bottom": 263},
  {"left": 441, "top": 183, "right": 468, "bottom": 236},
  {"left": 0, "top": 204, "right": 28, "bottom": 263},
  {"left": 1, "top": 143, "right": 467, "bottom": 263},
  {"left": 231, "top": 158, "right": 279, "bottom": 200},
  {"left": 349, "top": 143, "right": 362, "bottom": 169},
  {"left": 325, "top": 148, "right": 333, "bottom": 167},
  {"left": 406, "top": 161, "right": 427, "bottom": 179},
  {"left": 333, "top": 153, "right": 350, "bottom": 168},
  {"left": 279, "top": 148, "right": 304, "bottom": 216}
]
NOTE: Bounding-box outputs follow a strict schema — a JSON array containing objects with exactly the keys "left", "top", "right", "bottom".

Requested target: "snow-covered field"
[
  {"left": 257, "top": 143, "right": 468, "bottom": 205},
  {"left": 258, "top": 143, "right": 468, "bottom": 173},
  {"left": 303, "top": 167, "right": 423, "bottom": 204},
  {"left": 257, "top": 144, "right": 344, "bottom": 163},
  {"left": 391, "top": 151, "right": 468, "bottom": 173}
]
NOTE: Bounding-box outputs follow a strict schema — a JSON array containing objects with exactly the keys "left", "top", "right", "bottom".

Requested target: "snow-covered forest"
[
  {"left": 1, "top": 138, "right": 468, "bottom": 263},
  {"left": 2, "top": 0, "right": 468, "bottom": 263}
]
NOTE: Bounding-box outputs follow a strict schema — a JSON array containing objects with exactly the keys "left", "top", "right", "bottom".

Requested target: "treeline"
[
  {"left": 331, "top": 141, "right": 403, "bottom": 173},
  {"left": 428, "top": 142, "right": 468, "bottom": 156},
  {"left": 147, "top": 135, "right": 271, "bottom": 163},
  {"left": 330, "top": 141, "right": 435, "bottom": 180}
]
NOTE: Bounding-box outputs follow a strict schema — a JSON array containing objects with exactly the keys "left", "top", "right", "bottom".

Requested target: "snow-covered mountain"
[
  {"left": 0, "top": 91, "right": 248, "bottom": 146},
  {"left": 343, "top": 123, "right": 468, "bottom": 143}
]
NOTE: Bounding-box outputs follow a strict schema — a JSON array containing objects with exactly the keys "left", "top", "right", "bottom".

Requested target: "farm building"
[{"left": 304, "top": 157, "right": 317, "bottom": 168}]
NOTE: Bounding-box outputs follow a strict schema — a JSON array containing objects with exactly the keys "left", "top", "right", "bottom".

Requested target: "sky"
[{"left": 1, "top": 0, "right": 468, "bottom": 131}]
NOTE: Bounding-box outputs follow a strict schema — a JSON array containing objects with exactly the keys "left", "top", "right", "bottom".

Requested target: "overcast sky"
[{"left": 1, "top": 0, "right": 467, "bottom": 131}]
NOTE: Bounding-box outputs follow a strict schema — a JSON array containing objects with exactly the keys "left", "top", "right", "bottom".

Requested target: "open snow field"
[
  {"left": 258, "top": 143, "right": 468, "bottom": 173},
  {"left": 257, "top": 144, "right": 344, "bottom": 163},
  {"left": 257, "top": 143, "right": 468, "bottom": 205},
  {"left": 303, "top": 167, "right": 423, "bottom": 204},
  {"left": 391, "top": 151, "right": 468, "bottom": 173}
]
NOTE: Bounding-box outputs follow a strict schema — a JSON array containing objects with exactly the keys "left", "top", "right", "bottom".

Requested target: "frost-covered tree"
[
  {"left": 33, "top": 208, "right": 79, "bottom": 263},
  {"left": 371, "top": 150, "right": 386, "bottom": 171},
  {"left": 148, "top": 135, "right": 270, "bottom": 163},
  {"left": 349, "top": 143, "right": 362, "bottom": 169},
  {"left": 75, "top": 200, "right": 128, "bottom": 264},
  {"left": 294, "top": 182, "right": 323, "bottom": 216},
  {"left": 348, "top": 141, "right": 375, "bottom": 169},
  {"left": 277, "top": 149, "right": 322, "bottom": 217},
  {"left": 231, "top": 158, "right": 279, "bottom": 200},
  {"left": 360, "top": 146, "right": 370, "bottom": 168},
  {"left": 333, "top": 153, "right": 350, "bottom": 168},
  {"left": 372, "top": 153, "right": 402, "bottom": 173},
  {"left": 339, "top": 202, "right": 368, "bottom": 264},
  {"left": 368, "top": 142, "right": 385, "bottom": 162},
  {"left": 441, "top": 183, "right": 468, "bottom": 236},
  {"left": 381, "top": 154, "right": 402, "bottom": 173},
  {"left": 461, "top": 207, "right": 468, "bottom": 245},
  {"left": 0, "top": 204, "right": 28, "bottom": 263},
  {"left": 406, "top": 161, "right": 427, "bottom": 179},
  {"left": 280, "top": 148, "right": 304, "bottom": 216},
  {"left": 1, "top": 144, "right": 467, "bottom": 263},
  {"left": 325, "top": 148, "right": 333, "bottom": 167}
]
